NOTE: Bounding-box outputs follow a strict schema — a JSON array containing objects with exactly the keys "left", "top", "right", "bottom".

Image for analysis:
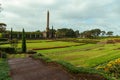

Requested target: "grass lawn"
[
  {"left": 1, "top": 40, "right": 81, "bottom": 50},
  {"left": 19, "top": 40, "right": 53, "bottom": 43},
  {"left": 1, "top": 39, "right": 120, "bottom": 80},
  {"left": 7, "top": 54, "right": 29, "bottom": 59},
  {"left": 37, "top": 43, "right": 120, "bottom": 68}
]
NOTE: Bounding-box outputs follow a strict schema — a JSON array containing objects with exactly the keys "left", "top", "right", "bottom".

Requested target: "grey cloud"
[{"left": 0, "top": 0, "right": 120, "bottom": 35}]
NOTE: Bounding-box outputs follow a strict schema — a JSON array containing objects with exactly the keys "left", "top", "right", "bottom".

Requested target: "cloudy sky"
[{"left": 0, "top": 0, "right": 120, "bottom": 35}]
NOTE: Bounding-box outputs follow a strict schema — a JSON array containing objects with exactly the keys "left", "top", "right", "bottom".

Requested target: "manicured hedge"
[
  {"left": 0, "top": 47, "right": 16, "bottom": 54},
  {"left": 0, "top": 38, "right": 8, "bottom": 41}
]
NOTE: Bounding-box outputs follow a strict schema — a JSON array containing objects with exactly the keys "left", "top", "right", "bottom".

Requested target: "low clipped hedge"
[
  {"left": 55, "top": 38, "right": 99, "bottom": 44},
  {"left": 0, "top": 47, "right": 16, "bottom": 54},
  {"left": 0, "top": 38, "right": 8, "bottom": 41},
  {"left": 57, "top": 60, "right": 112, "bottom": 80}
]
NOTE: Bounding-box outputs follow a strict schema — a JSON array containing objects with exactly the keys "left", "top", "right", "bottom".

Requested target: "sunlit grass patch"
[
  {"left": 37, "top": 43, "right": 120, "bottom": 68},
  {"left": 7, "top": 54, "right": 29, "bottom": 58}
]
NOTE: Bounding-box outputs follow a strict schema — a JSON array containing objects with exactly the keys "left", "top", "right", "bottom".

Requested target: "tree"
[
  {"left": 56, "top": 28, "right": 76, "bottom": 38},
  {"left": 101, "top": 31, "right": 106, "bottom": 36},
  {"left": 51, "top": 26, "right": 54, "bottom": 38},
  {"left": 10, "top": 28, "right": 13, "bottom": 40},
  {"left": 91, "top": 29, "right": 101, "bottom": 38},
  {"left": 80, "top": 30, "right": 92, "bottom": 38},
  {"left": 22, "top": 28, "right": 26, "bottom": 53},
  {"left": 35, "top": 30, "right": 41, "bottom": 32},
  {"left": 0, "top": 23, "right": 6, "bottom": 32},
  {"left": 106, "top": 31, "right": 113, "bottom": 36},
  {"left": 75, "top": 30, "right": 79, "bottom": 37},
  {"left": 80, "top": 29, "right": 101, "bottom": 38}
]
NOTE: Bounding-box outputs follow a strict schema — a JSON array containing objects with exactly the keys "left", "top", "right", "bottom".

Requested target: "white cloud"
[{"left": 0, "top": 0, "right": 120, "bottom": 35}]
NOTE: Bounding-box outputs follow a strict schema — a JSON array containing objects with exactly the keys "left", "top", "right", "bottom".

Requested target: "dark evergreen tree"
[
  {"left": 22, "top": 28, "right": 26, "bottom": 52},
  {"left": 10, "top": 28, "right": 13, "bottom": 40},
  {"left": 51, "top": 26, "right": 54, "bottom": 38}
]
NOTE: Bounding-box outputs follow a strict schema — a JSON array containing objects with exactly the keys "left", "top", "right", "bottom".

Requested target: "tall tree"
[
  {"left": 22, "top": 28, "right": 26, "bottom": 53},
  {"left": 10, "top": 28, "right": 13, "bottom": 40},
  {"left": 51, "top": 26, "right": 54, "bottom": 38}
]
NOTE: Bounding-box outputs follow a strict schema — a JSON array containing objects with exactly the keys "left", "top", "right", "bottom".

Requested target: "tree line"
[
  {"left": 0, "top": 23, "right": 114, "bottom": 39},
  {"left": 48, "top": 28, "right": 113, "bottom": 38},
  {"left": 80, "top": 29, "right": 113, "bottom": 38}
]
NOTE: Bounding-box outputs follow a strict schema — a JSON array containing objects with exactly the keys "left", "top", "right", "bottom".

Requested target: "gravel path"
[{"left": 8, "top": 58, "right": 74, "bottom": 80}]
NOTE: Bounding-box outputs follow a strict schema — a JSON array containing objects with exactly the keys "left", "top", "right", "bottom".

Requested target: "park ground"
[{"left": 0, "top": 38, "right": 120, "bottom": 80}]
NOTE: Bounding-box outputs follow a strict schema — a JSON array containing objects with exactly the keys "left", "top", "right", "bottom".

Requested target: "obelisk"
[{"left": 46, "top": 10, "right": 50, "bottom": 38}]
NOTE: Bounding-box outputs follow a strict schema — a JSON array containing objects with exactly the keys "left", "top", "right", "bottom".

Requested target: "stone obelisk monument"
[{"left": 46, "top": 11, "right": 50, "bottom": 38}]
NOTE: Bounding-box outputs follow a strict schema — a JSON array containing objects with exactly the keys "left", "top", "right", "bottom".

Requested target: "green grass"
[
  {"left": 32, "top": 53, "right": 113, "bottom": 80},
  {"left": 1, "top": 39, "right": 119, "bottom": 80},
  {"left": 1, "top": 41, "right": 81, "bottom": 50},
  {"left": 19, "top": 40, "right": 53, "bottom": 43},
  {"left": 38, "top": 44, "right": 95, "bottom": 54},
  {"left": 0, "top": 59, "right": 11, "bottom": 80},
  {"left": 37, "top": 43, "right": 120, "bottom": 68},
  {"left": 7, "top": 54, "right": 29, "bottom": 58}
]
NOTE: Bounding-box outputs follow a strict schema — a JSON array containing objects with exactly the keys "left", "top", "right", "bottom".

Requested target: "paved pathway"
[{"left": 8, "top": 58, "right": 74, "bottom": 80}]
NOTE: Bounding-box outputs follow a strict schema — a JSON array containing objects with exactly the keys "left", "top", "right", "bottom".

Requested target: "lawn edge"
[{"left": 31, "top": 53, "right": 113, "bottom": 80}]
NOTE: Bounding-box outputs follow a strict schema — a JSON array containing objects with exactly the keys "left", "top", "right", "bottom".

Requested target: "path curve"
[{"left": 8, "top": 58, "right": 74, "bottom": 80}]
